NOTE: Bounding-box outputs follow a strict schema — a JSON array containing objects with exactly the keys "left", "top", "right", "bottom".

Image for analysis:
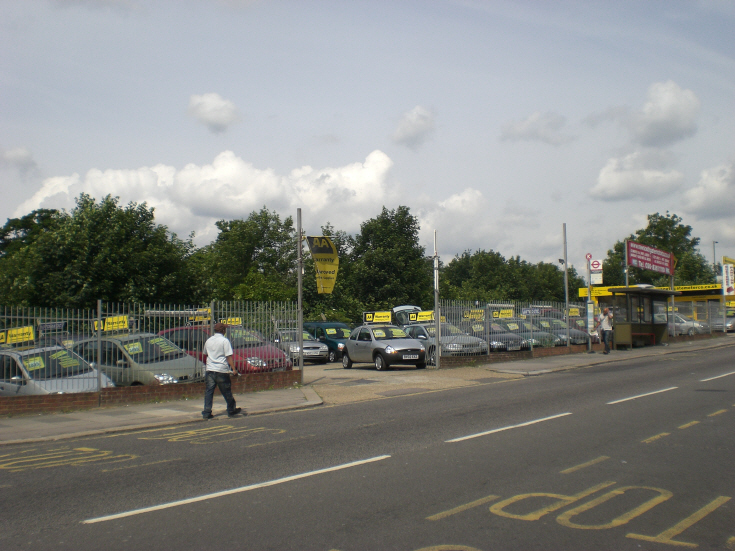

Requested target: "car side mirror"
[
  {"left": 10, "top": 376, "right": 25, "bottom": 385},
  {"left": 418, "top": 334, "right": 427, "bottom": 340}
]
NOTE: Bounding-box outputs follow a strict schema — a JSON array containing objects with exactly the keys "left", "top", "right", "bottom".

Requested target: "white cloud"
[
  {"left": 500, "top": 111, "right": 574, "bottom": 146},
  {"left": 633, "top": 80, "right": 700, "bottom": 147},
  {"left": 682, "top": 162, "right": 735, "bottom": 220},
  {"left": 1, "top": 147, "right": 37, "bottom": 172},
  {"left": 15, "top": 150, "right": 395, "bottom": 243},
  {"left": 188, "top": 93, "right": 240, "bottom": 133},
  {"left": 590, "top": 150, "right": 685, "bottom": 201},
  {"left": 393, "top": 106, "right": 435, "bottom": 150}
]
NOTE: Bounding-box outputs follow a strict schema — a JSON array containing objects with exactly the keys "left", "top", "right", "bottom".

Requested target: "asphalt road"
[{"left": 1, "top": 347, "right": 733, "bottom": 550}]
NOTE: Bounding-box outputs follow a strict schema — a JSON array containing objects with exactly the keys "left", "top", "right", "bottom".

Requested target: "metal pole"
[
  {"left": 586, "top": 258, "right": 592, "bottom": 353},
  {"left": 433, "top": 230, "right": 441, "bottom": 370},
  {"left": 670, "top": 275, "right": 676, "bottom": 338},
  {"left": 624, "top": 239, "right": 629, "bottom": 287},
  {"left": 96, "top": 300, "right": 102, "bottom": 400},
  {"left": 713, "top": 241, "right": 718, "bottom": 273},
  {"left": 297, "top": 208, "right": 304, "bottom": 384},
  {"left": 722, "top": 262, "right": 727, "bottom": 334},
  {"left": 562, "top": 223, "right": 570, "bottom": 348}
]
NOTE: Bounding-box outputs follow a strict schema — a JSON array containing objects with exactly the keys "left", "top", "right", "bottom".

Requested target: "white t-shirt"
[
  {"left": 600, "top": 314, "right": 613, "bottom": 331},
  {"left": 204, "top": 333, "right": 234, "bottom": 373}
]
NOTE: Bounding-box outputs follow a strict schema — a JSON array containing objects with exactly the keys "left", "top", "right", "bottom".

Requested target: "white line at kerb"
[
  {"left": 445, "top": 413, "right": 572, "bottom": 443},
  {"left": 607, "top": 387, "right": 678, "bottom": 405},
  {"left": 700, "top": 371, "right": 735, "bottom": 382},
  {"left": 82, "top": 455, "right": 391, "bottom": 524}
]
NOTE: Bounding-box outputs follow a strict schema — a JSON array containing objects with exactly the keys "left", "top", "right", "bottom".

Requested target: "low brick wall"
[
  {"left": 0, "top": 369, "right": 301, "bottom": 416},
  {"left": 438, "top": 343, "right": 605, "bottom": 368}
]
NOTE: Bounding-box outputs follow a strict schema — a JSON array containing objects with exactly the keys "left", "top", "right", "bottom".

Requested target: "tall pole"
[
  {"left": 624, "top": 239, "right": 629, "bottom": 287},
  {"left": 713, "top": 241, "right": 718, "bottom": 273},
  {"left": 433, "top": 230, "right": 441, "bottom": 370},
  {"left": 562, "top": 223, "right": 570, "bottom": 348},
  {"left": 586, "top": 257, "right": 592, "bottom": 353},
  {"left": 297, "top": 208, "right": 304, "bottom": 385}
]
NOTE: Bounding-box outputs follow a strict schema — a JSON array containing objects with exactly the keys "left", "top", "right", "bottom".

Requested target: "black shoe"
[
  {"left": 228, "top": 407, "right": 242, "bottom": 417},
  {"left": 202, "top": 413, "right": 214, "bottom": 420}
]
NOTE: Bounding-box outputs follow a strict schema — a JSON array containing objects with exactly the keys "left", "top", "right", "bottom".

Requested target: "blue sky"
[{"left": 1, "top": 0, "right": 734, "bottom": 273}]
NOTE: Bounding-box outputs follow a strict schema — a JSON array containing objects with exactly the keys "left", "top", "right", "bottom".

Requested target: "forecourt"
[{"left": 0, "top": 341, "right": 733, "bottom": 550}]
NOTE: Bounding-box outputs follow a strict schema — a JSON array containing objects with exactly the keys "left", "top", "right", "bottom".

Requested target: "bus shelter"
[{"left": 598, "top": 287, "right": 681, "bottom": 350}]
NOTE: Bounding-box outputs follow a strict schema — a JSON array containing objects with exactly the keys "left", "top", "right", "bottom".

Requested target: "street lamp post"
[{"left": 713, "top": 241, "right": 718, "bottom": 273}]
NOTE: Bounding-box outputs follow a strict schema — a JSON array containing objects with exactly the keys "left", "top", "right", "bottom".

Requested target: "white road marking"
[
  {"left": 445, "top": 413, "right": 572, "bottom": 443},
  {"left": 82, "top": 455, "right": 391, "bottom": 524},
  {"left": 700, "top": 371, "right": 735, "bottom": 382},
  {"left": 607, "top": 387, "right": 678, "bottom": 405}
]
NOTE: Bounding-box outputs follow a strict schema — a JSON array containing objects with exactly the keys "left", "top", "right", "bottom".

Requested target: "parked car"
[
  {"left": 159, "top": 325, "right": 291, "bottom": 373},
  {"left": 496, "top": 318, "right": 560, "bottom": 347},
  {"left": 72, "top": 333, "right": 200, "bottom": 386},
  {"left": 668, "top": 314, "right": 711, "bottom": 336},
  {"left": 303, "top": 321, "right": 352, "bottom": 362},
  {"left": 568, "top": 317, "right": 600, "bottom": 343},
  {"left": 711, "top": 316, "right": 735, "bottom": 332},
  {"left": 536, "top": 317, "right": 590, "bottom": 345},
  {"left": 342, "top": 324, "right": 426, "bottom": 370},
  {"left": 462, "top": 320, "right": 527, "bottom": 351},
  {"left": 272, "top": 328, "right": 329, "bottom": 364},
  {"left": 403, "top": 322, "right": 487, "bottom": 365},
  {"left": 0, "top": 344, "right": 114, "bottom": 396}
]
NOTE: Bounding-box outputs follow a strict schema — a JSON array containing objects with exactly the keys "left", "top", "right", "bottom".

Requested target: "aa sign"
[{"left": 306, "top": 236, "right": 339, "bottom": 294}]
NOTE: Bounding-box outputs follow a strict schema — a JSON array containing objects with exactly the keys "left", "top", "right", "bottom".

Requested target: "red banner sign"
[{"left": 626, "top": 241, "right": 674, "bottom": 275}]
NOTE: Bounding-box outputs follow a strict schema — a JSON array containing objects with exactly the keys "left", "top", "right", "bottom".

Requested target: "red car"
[{"left": 159, "top": 325, "right": 292, "bottom": 374}]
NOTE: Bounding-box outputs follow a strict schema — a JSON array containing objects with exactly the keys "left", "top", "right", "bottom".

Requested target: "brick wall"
[{"left": 0, "top": 369, "right": 301, "bottom": 416}]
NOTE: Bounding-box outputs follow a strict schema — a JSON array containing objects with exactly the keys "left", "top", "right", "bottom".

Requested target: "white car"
[{"left": 0, "top": 345, "right": 113, "bottom": 396}]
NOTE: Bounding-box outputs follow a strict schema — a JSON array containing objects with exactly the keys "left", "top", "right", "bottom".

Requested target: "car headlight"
[
  {"left": 289, "top": 344, "right": 300, "bottom": 353},
  {"left": 319, "top": 345, "right": 328, "bottom": 352},
  {"left": 384, "top": 345, "right": 397, "bottom": 354},
  {"left": 247, "top": 357, "right": 268, "bottom": 368},
  {"left": 155, "top": 373, "right": 178, "bottom": 384},
  {"left": 337, "top": 342, "right": 345, "bottom": 350},
  {"left": 490, "top": 341, "right": 503, "bottom": 347}
]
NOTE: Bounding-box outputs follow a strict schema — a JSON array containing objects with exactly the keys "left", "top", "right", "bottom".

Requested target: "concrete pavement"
[{"left": 1, "top": 334, "right": 732, "bottom": 445}]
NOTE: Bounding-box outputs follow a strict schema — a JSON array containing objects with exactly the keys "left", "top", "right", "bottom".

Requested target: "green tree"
[
  {"left": 602, "top": 212, "right": 715, "bottom": 286},
  {"left": 0, "top": 194, "right": 196, "bottom": 307}
]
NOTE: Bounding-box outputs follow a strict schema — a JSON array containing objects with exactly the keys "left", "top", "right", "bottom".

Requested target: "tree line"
[{"left": 0, "top": 195, "right": 716, "bottom": 324}]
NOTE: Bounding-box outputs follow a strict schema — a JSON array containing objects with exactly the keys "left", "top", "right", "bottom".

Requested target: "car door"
[
  {"left": 0, "top": 354, "right": 27, "bottom": 396},
  {"left": 353, "top": 328, "right": 373, "bottom": 362}
]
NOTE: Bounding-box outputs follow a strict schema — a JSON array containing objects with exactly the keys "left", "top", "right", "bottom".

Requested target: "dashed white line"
[
  {"left": 700, "top": 371, "right": 735, "bottom": 382},
  {"left": 607, "top": 387, "right": 678, "bottom": 405},
  {"left": 445, "top": 413, "right": 572, "bottom": 443},
  {"left": 82, "top": 455, "right": 391, "bottom": 524}
]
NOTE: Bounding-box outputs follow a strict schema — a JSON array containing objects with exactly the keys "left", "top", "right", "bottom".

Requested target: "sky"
[{"left": 1, "top": 0, "right": 734, "bottom": 277}]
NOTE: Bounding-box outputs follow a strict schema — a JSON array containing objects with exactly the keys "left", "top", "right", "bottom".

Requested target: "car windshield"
[
  {"left": 425, "top": 323, "right": 465, "bottom": 337},
  {"left": 324, "top": 327, "right": 351, "bottom": 338},
  {"left": 371, "top": 326, "right": 408, "bottom": 340},
  {"left": 543, "top": 319, "right": 568, "bottom": 329},
  {"left": 278, "top": 330, "right": 314, "bottom": 342},
  {"left": 20, "top": 348, "right": 92, "bottom": 379},
  {"left": 226, "top": 328, "right": 265, "bottom": 348},
  {"left": 120, "top": 336, "right": 187, "bottom": 364}
]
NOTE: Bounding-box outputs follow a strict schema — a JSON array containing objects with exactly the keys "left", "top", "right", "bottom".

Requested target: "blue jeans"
[
  {"left": 602, "top": 330, "right": 613, "bottom": 353},
  {"left": 202, "top": 371, "right": 237, "bottom": 416}
]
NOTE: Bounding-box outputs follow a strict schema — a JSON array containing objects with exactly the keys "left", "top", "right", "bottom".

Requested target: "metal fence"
[
  {"left": 0, "top": 301, "right": 297, "bottom": 396},
  {"left": 435, "top": 299, "right": 591, "bottom": 361}
]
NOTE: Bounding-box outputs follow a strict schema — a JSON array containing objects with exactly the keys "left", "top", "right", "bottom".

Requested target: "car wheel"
[
  {"left": 342, "top": 353, "right": 352, "bottom": 369},
  {"left": 374, "top": 353, "right": 388, "bottom": 371},
  {"left": 427, "top": 346, "right": 436, "bottom": 366},
  {"left": 687, "top": 328, "right": 696, "bottom": 336},
  {"left": 328, "top": 350, "right": 337, "bottom": 363}
]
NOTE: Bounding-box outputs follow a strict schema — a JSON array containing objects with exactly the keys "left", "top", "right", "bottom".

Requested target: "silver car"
[
  {"left": 72, "top": 333, "right": 200, "bottom": 386},
  {"left": 342, "top": 324, "right": 426, "bottom": 371},
  {"left": 668, "top": 314, "right": 710, "bottom": 336},
  {"left": 403, "top": 322, "right": 487, "bottom": 365},
  {"left": 0, "top": 345, "right": 114, "bottom": 396},
  {"left": 272, "top": 329, "right": 329, "bottom": 364}
]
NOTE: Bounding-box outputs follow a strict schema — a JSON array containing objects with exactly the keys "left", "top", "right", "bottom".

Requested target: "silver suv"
[{"left": 342, "top": 324, "right": 426, "bottom": 371}]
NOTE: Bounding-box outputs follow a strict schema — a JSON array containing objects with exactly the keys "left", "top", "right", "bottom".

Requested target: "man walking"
[
  {"left": 202, "top": 322, "right": 243, "bottom": 419},
  {"left": 598, "top": 308, "right": 614, "bottom": 354}
]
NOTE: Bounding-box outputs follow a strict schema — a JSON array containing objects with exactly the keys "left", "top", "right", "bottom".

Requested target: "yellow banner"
[
  {"left": 94, "top": 315, "right": 129, "bottom": 332},
  {"left": 188, "top": 308, "right": 211, "bottom": 322},
  {"left": 6, "top": 326, "right": 35, "bottom": 344},
  {"left": 220, "top": 317, "right": 242, "bottom": 326},
  {"left": 568, "top": 307, "right": 580, "bottom": 317},
  {"left": 492, "top": 309, "right": 514, "bottom": 318},
  {"left": 363, "top": 311, "right": 392, "bottom": 323},
  {"left": 463, "top": 309, "right": 485, "bottom": 321},
  {"left": 579, "top": 283, "right": 723, "bottom": 298},
  {"left": 306, "top": 236, "right": 339, "bottom": 294}
]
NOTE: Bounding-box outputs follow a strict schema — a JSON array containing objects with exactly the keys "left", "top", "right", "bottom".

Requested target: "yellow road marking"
[
  {"left": 560, "top": 456, "right": 610, "bottom": 474},
  {"left": 708, "top": 409, "right": 728, "bottom": 417},
  {"left": 678, "top": 421, "right": 700, "bottom": 430},
  {"left": 0, "top": 447, "right": 137, "bottom": 472},
  {"left": 426, "top": 495, "right": 500, "bottom": 521},
  {"left": 101, "top": 458, "right": 183, "bottom": 473},
  {"left": 138, "top": 425, "right": 286, "bottom": 444},
  {"left": 642, "top": 432, "right": 670, "bottom": 444},
  {"left": 628, "top": 496, "right": 731, "bottom": 547}
]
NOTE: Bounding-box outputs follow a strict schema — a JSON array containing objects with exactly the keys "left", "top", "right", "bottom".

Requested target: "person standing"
[
  {"left": 598, "top": 308, "right": 614, "bottom": 354},
  {"left": 202, "top": 322, "right": 243, "bottom": 419}
]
